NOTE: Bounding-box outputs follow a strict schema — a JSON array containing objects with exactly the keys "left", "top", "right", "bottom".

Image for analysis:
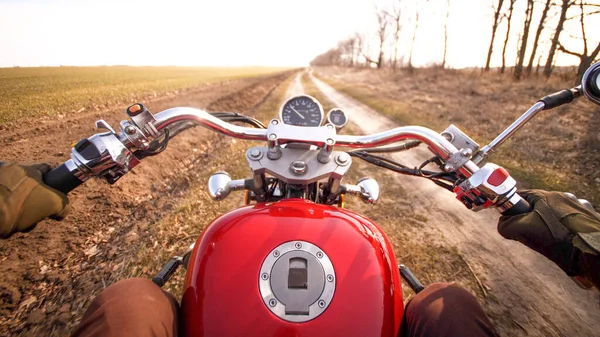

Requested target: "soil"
[
  {"left": 309, "top": 73, "right": 600, "bottom": 337},
  {"left": 0, "top": 71, "right": 294, "bottom": 336}
]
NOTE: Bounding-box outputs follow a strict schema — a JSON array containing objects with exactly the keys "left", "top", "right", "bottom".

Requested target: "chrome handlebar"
[
  {"left": 52, "top": 105, "right": 524, "bottom": 213},
  {"left": 154, "top": 108, "right": 268, "bottom": 141},
  {"left": 154, "top": 108, "right": 478, "bottom": 173}
]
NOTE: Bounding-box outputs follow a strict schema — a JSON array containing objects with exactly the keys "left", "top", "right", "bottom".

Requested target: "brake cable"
[
  {"left": 210, "top": 112, "right": 267, "bottom": 129},
  {"left": 137, "top": 129, "right": 171, "bottom": 159},
  {"left": 348, "top": 151, "right": 457, "bottom": 192}
]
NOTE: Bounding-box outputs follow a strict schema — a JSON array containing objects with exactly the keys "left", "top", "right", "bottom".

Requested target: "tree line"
[{"left": 310, "top": 0, "right": 600, "bottom": 80}]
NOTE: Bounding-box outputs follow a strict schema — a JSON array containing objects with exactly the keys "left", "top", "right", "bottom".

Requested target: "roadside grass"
[
  {"left": 313, "top": 67, "right": 600, "bottom": 205},
  {"left": 128, "top": 74, "right": 297, "bottom": 298},
  {"left": 0, "top": 66, "right": 292, "bottom": 124}
]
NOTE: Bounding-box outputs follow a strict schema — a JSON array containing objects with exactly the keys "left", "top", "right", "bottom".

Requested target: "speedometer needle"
[{"left": 290, "top": 106, "right": 305, "bottom": 119}]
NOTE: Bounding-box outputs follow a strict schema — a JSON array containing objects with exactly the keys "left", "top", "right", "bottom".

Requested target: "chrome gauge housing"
[
  {"left": 279, "top": 95, "right": 324, "bottom": 127},
  {"left": 326, "top": 108, "right": 348, "bottom": 129}
]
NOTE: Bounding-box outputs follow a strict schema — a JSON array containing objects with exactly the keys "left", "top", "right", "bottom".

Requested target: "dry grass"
[
  {"left": 314, "top": 67, "right": 600, "bottom": 205},
  {"left": 0, "top": 66, "right": 292, "bottom": 124}
]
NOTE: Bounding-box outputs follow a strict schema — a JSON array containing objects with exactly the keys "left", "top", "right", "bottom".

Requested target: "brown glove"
[
  {"left": 0, "top": 163, "right": 70, "bottom": 238},
  {"left": 498, "top": 190, "right": 600, "bottom": 287}
]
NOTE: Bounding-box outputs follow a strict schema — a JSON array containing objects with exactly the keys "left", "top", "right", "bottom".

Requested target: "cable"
[
  {"left": 348, "top": 151, "right": 457, "bottom": 192},
  {"left": 137, "top": 129, "right": 171, "bottom": 159},
  {"left": 349, "top": 140, "right": 421, "bottom": 154},
  {"left": 210, "top": 112, "right": 267, "bottom": 129}
]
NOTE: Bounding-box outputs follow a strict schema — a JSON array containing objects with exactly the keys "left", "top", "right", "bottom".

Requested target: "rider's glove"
[
  {"left": 0, "top": 163, "right": 70, "bottom": 238},
  {"left": 497, "top": 190, "right": 600, "bottom": 284}
]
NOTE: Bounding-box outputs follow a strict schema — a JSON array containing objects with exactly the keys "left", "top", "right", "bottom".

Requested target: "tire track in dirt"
[
  {"left": 309, "top": 73, "right": 600, "bottom": 337},
  {"left": 285, "top": 73, "right": 305, "bottom": 98},
  {"left": 0, "top": 71, "right": 295, "bottom": 336}
]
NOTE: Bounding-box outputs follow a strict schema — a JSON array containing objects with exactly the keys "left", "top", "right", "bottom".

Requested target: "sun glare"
[{"left": 0, "top": 0, "right": 596, "bottom": 68}]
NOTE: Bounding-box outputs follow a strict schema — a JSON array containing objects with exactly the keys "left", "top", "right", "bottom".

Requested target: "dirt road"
[{"left": 309, "top": 73, "right": 600, "bottom": 337}]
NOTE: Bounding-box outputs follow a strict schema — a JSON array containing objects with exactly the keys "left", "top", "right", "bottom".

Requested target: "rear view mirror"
[{"left": 582, "top": 62, "right": 600, "bottom": 105}]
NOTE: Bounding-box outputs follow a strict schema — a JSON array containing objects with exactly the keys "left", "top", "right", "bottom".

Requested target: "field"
[
  {"left": 1, "top": 66, "right": 599, "bottom": 336},
  {"left": 0, "top": 66, "right": 291, "bottom": 124}
]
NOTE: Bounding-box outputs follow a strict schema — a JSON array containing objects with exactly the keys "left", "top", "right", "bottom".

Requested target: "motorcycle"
[{"left": 41, "top": 63, "right": 600, "bottom": 336}]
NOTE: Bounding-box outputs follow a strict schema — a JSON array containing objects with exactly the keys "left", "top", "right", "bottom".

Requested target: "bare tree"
[
  {"left": 501, "top": 0, "right": 516, "bottom": 74},
  {"left": 514, "top": 0, "right": 535, "bottom": 80},
  {"left": 364, "top": 9, "right": 389, "bottom": 69},
  {"left": 352, "top": 34, "right": 363, "bottom": 67},
  {"left": 526, "top": 0, "right": 553, "bottom": 76},
  {"left": 408, "top": 0, "right": 430, "bottom": 68},
  {"left": 544, "top": 0, "right": 572, "bottom": 77},
  {"left": 310, "top": 48, "right": 343, "bottom": 66},
  {"left": 485, "top": 0, "right": 505, "bottom": 71},
  {"left": 558, "top": 0, "right": 600, "bottom": 81},
  {"left": 386, "top": 1, "right": 403, "bottom": 70},
  {"left": 442, "top": 0, "right": 451, "bottom": 68}
]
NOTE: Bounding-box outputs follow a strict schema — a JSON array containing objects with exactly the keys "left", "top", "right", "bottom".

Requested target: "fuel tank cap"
[{"left": 259, "top": 241, "right": 336, "bottom": 322}]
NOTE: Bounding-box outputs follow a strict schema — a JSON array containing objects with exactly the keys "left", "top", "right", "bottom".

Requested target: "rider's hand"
[
  {"left": 0, "top": 163, "right": 70, "bottom": 238},
  {"left": 498, "top": 190, "right": 600, "bottom": 285}
]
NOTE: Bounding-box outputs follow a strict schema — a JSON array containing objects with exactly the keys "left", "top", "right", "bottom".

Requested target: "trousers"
[{"left": 72, "top": 279, "right": 497, "bottom": 337}]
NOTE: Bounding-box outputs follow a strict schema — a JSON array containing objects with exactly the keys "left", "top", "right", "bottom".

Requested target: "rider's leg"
[
  {"left": 401, "top": 282, "right": 498, "bottom": 337},
  {"left": 72, "top": 278, "right": 179, "bottom": 337}
]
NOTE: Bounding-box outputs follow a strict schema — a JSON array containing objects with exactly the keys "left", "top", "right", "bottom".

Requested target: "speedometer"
[{"left": 279, "top": 95, "right": 324, "bottom": 127}]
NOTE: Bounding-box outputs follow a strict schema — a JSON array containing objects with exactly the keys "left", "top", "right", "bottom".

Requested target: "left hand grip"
[{"left": 43, "top": 162, "right": 83, "bottom": 194}]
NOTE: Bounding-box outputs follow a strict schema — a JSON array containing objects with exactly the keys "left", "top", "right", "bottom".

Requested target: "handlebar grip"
[
  {"left": 44, "top": 162, "right": 83, "bottom": 194},
  {"left": 501, "top": 196, "right": 532, "bottom": 216}
]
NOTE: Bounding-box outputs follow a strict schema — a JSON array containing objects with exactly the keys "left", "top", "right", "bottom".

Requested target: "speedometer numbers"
[{"left": 280, "top": 95, "right": 324, "bottom": 127}]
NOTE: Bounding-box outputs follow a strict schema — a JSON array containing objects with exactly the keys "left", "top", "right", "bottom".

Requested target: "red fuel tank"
[{"left": 182, "top": 199, "right": 404, "bottom": 337}]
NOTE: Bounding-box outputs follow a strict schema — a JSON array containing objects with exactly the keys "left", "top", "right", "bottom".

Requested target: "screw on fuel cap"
[{"left": 258, "top": 241, "right": 336, "bottom": 322}]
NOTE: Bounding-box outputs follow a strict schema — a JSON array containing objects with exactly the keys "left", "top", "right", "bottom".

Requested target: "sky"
[{"left": 0, "top": 0, "right": 597, "bottom": 68}]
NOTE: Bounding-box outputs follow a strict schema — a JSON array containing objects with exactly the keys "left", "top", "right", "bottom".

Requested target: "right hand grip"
[
  {"left": 501, "top": 196, "right": 532, "bottom": 216},
  {"left": 43, "top": 162, "right": 83, "bottom": 194}
]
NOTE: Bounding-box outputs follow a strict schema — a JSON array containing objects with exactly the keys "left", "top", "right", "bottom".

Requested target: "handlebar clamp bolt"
[
  {"left": 125, "top": 126, "right": 136, "bottom": 135},
  {"left": 249, "top": 149, "right": 262, "bottom": 160},
  {"left": 460, "top": 148, "right": 473, "bottom": 158},
  {"left": 268, "top": 134, "right": 277, "bottom": 140},
  {"left": 271, "top": 120, "right": 279, "bottom": 125},
  {"left": 335, "top": 153, "right": 350, "bottom": 166}
]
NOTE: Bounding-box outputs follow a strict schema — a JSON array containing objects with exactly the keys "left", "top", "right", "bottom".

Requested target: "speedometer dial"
[{"left": 280, "top": 95, "right": 324, "bottom": 127}]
